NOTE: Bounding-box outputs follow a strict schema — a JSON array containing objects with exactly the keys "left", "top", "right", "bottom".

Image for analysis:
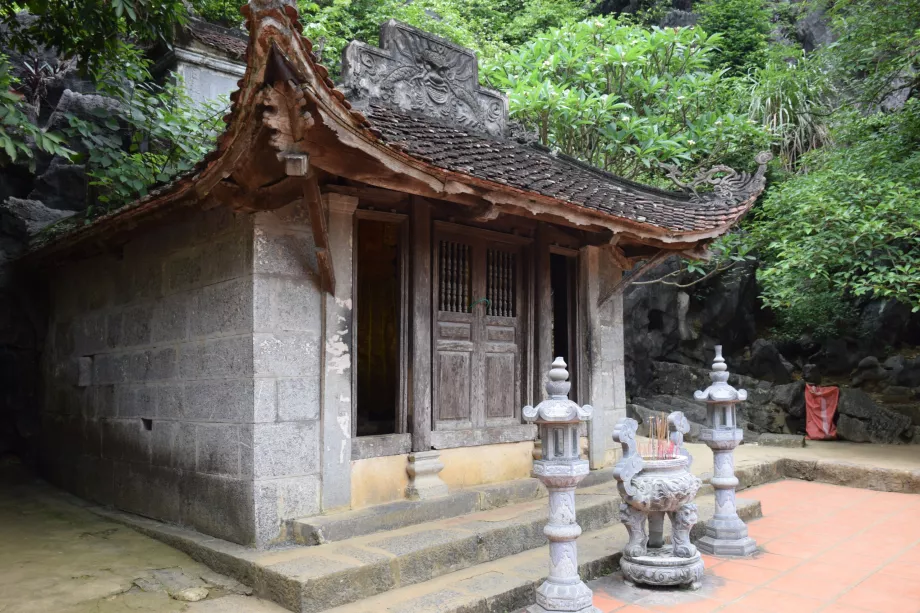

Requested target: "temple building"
[{"left": 24, "top": 0, "right": 768, "bottom": 548}]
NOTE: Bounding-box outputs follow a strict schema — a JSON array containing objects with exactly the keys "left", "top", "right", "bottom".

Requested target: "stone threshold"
[
  {"left": 86, "top": 457, "right": 919, "bottom": 613},
  {"left": 294, "top": 470, "right": 615, "bottom": 546}
]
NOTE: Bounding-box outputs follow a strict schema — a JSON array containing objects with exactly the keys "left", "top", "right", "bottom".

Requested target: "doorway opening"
[
  {"left": 355, "top": 218, "right": 401, "bottom": 436},
  {"left": 550, "top": 252, "right": 577, "bottom": 398}
]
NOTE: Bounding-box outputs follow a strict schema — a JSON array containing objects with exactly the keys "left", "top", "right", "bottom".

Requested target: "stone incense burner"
[{"left": 612, "top": 413, "right": 704, "bottom": 590}]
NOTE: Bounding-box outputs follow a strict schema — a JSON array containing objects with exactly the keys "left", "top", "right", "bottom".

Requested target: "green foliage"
[
  {"left": 483, "top": 17, "right": 769, "bottom": 182},
  {"left": 741, "top": 48, "right": 832, "bottom": 169},
  {"left": 299, "top": 0, "right": 593, "bottom": 77},
  {"left": 0, "top": 0, "right": 188, "bottom": 75},
  {"left": 771, "top": 290, "right": 860, "bottom": 341},
  {"left": 0, "top": 55, "right": 74, "bottom": 168},
  {"left": 751, "top": 99, "right": 920, "bottom": 317},
  {"left": 63, "top": 52, "right": 224, "bottom": 217},
  {"left": 192, "top": 0, "right": 244, "bottom": 27},
  {"left": 696, "top": 0, "right": 771, "bottom": 75},
  {"left": 821, "top": 0, "right": 920, "bottom": 106}
]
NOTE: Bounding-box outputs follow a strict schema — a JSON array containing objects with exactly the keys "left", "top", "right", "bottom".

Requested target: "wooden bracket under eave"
[{"left": 302, "top": 172, "right": 336, "bottom": 295}]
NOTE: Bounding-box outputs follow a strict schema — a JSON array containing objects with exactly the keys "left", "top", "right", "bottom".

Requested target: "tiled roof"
[
  {"left": 366, "top": 103, "right": 766, "bottom": 233},
  {"left": 186, "top": 19, "right": 248, "bottom": 59}
]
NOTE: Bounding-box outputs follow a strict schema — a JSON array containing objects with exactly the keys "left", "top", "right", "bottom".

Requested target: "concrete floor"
[
  {"left": 0, "top": 460, "right": 287, "bottom": 613},
  {"left": 1, "top": 441, "right": 918, "bottom": 613},
  {"left": 590, "top": 479, "right": 920, "bottom": 612}
]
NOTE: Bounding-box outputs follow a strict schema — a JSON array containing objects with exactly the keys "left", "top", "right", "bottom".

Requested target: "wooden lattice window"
[
  {"left": 486, "top": 249, "right": 516, "bottom": 317},
  {"left": 438, "top": 240, "right": 471, "bottom": 312}
]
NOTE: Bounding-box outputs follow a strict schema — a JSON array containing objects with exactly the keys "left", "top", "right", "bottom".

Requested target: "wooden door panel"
[
  {"left": 484, "top": 353, "right": 516, "bottom": 419},
  {"left": 485, "top": 323, "right": 515, "bottom": 343},
  {"left": 437, "top": 352, "right": 472, "bottom": 422},
  {"left": 438, "top": 321, "right": 472, "bottom": 341}
]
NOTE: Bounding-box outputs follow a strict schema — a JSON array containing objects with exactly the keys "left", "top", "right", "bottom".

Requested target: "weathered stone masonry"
[{"left": 41, "top": 200, "right": 325, "bottom": 547}]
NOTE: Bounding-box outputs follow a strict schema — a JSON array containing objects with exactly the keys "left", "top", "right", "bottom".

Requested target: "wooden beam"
[
  {"left": 410, "top": 197, "right": 433, "bottom": 452},
  {"left": 597, "top": 249, "right": 670, "bottom": 307},
  {"left": 303, "top": 174, "right": 336, "bottom": 294},
  {"left": 534, "top": 222, "right": 553, "bottom": 400}
]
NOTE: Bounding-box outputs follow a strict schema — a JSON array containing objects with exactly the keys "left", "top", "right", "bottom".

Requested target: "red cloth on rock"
[{"left": 805, "top": 384, "right": 838, "bottom": 440}]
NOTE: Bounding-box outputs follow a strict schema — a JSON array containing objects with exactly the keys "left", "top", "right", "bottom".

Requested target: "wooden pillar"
[
  {"left": 534, "top": 223, "right": 553, "bottom": 400},
  {"left": 321, "top": 193, "right": 358, "bottom": 511},
  {"left": 410, "top": 197, "right": 432, "bottom": 452}
]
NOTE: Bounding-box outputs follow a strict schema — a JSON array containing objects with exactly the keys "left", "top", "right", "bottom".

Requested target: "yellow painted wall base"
[{"left": 350, "top": 440, "right": 535, "bottom": 509}]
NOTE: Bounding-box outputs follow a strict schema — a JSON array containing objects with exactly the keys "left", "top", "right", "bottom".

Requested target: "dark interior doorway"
[
  {"left": 355, "top": 218, "right": 401, "bottom": 436},
  {"left": 550, "top": 252, "right": 577, "bottom": 399}
]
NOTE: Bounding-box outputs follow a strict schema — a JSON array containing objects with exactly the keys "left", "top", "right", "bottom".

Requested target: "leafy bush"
[
  {"left": 299, "top": 0, "right": 593, "bottom": 77},
  {"left": 483, "top": 17, "right": 770, "bottom": 182},
  {"left": 63, "top": 49, "right": 225, "bottom": 217},
  {"left": 0, "top": 55, "right": 74, "bottom": 168},
  {"left": 696, "top": 0, "right": 771, "bottom": 75},
  {"left": 751, "top": 99, "right": 920, "bottom": 316}
]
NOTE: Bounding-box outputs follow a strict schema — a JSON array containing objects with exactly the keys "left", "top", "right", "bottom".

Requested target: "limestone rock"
[
  {"left": 0, "top": 197, "right": 74, "bottom": 252},
  {"left": 28, "top": 157, "right": 87, "bottom": 212},
  {"left": 836, "top": 389, "right": 912, "bottom": 443},
  {"left": 742, "top": 339, "right": 794, "bottom": 384},
  {"left": 757, "top": 433, "right": 805, "bottom": 448},
  {"left": 772, "top": 381, "right": 806, "bottom": 418},
  {"left": 171, "top": 587, "right": 209, "bottom": 602},
  {"left": 803, "top": 363, "right": 823, "bottom": 385},
  {"left": 852, "top": 356, "right": 890, "bottom": 390}
]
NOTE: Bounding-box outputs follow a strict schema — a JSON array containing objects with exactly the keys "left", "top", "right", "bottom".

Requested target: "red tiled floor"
[
  {"left": 583, "top": 480, "right": 920, "bottom": 613},
  {"left": 733, "top": 587, "right": 825, "bottom": 612}
]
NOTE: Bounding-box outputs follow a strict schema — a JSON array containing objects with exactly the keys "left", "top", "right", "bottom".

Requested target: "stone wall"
[
  {"left": 249, "top": 203, "right": 323, "bottom": 546},
  {"left": 40, "top": 202, "right": 325, "bottom": 547}
]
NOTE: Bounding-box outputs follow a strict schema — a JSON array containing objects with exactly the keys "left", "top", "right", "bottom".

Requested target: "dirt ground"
[{"left": 0, "top": 459, "right": 286, "bottom": 613}]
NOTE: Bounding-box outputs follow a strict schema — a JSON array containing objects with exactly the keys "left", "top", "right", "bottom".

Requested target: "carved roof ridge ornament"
[
  {"left": 523, "top": 357, "right": 593, "bottom": 423},
  {"left": 694, "top": 345, "right": 748, "bottom": 404},
  {"left": 341, "top": 20, "right": 508, "bottom": 137},
  {"left": 660, "top": 152, "right": 773, "bottom": 200}
]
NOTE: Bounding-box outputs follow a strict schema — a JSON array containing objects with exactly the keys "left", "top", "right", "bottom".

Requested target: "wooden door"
[{"left": 432, "top": 226, "right": 526, "bottom": 432}]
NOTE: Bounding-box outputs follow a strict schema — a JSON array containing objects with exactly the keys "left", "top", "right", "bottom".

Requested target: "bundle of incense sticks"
[{"left": 644, "top": 414, "right": 676, "bottom": 460}]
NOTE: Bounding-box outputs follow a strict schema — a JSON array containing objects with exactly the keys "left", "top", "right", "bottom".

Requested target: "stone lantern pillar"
[
  {"left": 694, "top": 345, "right": 757, "bottom": 557},
  {"left": 524, "top": 358, "right": 599, "bottom": 613}
]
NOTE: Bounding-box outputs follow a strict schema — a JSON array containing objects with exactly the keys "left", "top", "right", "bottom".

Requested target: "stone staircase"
[{"left": 241, "top": 477, "right": 759, "bottom": 613}]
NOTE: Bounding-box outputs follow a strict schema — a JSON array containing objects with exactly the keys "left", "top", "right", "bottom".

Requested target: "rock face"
[
  {"left": 741, "top": 339, "right": 794, "bottom": 384},
  {"left": 835, "top": 389, "right": 912, "bottom": 444}
]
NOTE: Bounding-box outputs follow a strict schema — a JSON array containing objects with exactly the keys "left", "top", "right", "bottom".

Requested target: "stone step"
[
  {"left": 292, "top": 470, "right": 615, "bottom": 546},
  {"left": 255, "top": 480, "right": 624, "bottom": 612},
  {"left": 320, "top": 496, "right": 762, "bottom": 613}
]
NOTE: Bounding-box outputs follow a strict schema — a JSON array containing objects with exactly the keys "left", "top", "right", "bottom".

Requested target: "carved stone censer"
[{"left": 612, "top": 413, "right": 704, "bottom": 590}]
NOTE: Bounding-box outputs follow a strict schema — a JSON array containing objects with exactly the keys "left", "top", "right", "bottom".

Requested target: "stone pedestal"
[
  {"left": 524, "top": 358, "right": 599, "bottom": 613},
  {"left": 529, "top": 461, "right": 598, "bottom": 613},
  {"left": 696, "top": 429, "right": 756, "bottom": 556},
  {"left": 405, "top": 450, "right": 448, "bottom": 500},
  {"left": 694, "top": 346, "right": 757, "bottom": 557}
]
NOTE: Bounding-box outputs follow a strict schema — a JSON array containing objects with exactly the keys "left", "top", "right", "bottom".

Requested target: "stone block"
[
  {"left": 151, "top": 292, "right": 189, "bottom": 343},
  {"left": 180, "top": 336, "right": 253, "bottom": 380},
  {"left": 184, "top": 379, "right": 252, "bottom": 422},
  {"left": 77, "top": 356, "right": 93, "bottom": 387},
  {"left": 252, "top": 422, "right": 319, "bottom": 479},
  {"left": 201, "top": 230, "right": 250, "bottom": 283},
  {"left": 116, "top": 384, "right": 157, "bottom": 418},
  {"left": 102, "top": 418, "right": 151, "bottom": 464},
  {"left": 253, "top": 226, "right": 317, "bottom": 277},
  {"left": 151, "top": 420, "right": 196, "bottom": 471},
  {"left": 77, "top": 456, "right": 114, "bottom": 505},
  {"left": 254, "top": 379, "right": 276, "bottom": 423},
  {"left": 165, "top": 252, "right": 204, "bottom": 293},
  {"left": 73, "top": 312, "right": 107, "bottom": 355},
  {"left": 277, "top": 377, "right": 320, "bottom": 421},
  {"left": 254, "top": 475, "right": 320, "bottom": 547},
  {"left": 757, "top": 432, "right": 805, "bottom": 448},
  {"left": 197, "top": 423, "right": 241, "bottom": 477},
  {"left": 146, "top": 347, "right": 177, "bottom": 381},
  {"left": 94, "top": 384, "right": 117, "bottom": 418},
  {"left": 129, "top": 258, "right": 164, "bottom": 301},
  {"left": 124, "top": 351, "right": 150, "bottom": 382},
  {"left": 122, "top": 304, "right": 154, "bottom": 347},
  {"left": 105, "top": 311, "right": 123, "bottom": 349},
  {"left": 81, "top": 417, "right": 103, "bottom": 457},
  {"left": 253, "top": 276, "right": 321, "bottom": 333},
  {"left": 253, "top": 332, "right": 320, "bottom": 378},
  {"left": 156, "top": 384, "right": 185, "bottom": 419},
  {"left": 92, "top": 353, "right": 125, "bottom": 385},
  {"left": 114, "top": 462, "right": 182, "bottom": 524},
  {"left": 180, "top": 474, "right": 254, "bottom": 546},
  {"left": 191, "top": 277, "right": 253, "bottom": 337}
]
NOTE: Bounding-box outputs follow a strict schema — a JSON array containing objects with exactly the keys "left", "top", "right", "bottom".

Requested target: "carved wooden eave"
[{"left": 24, "top": 0, "right": 770, "bottom": 271}]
